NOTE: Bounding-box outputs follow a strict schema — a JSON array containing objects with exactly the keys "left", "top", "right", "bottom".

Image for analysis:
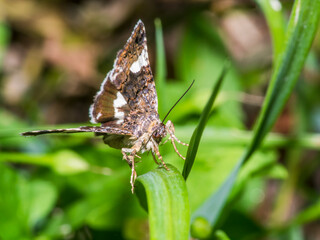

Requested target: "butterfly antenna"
[{"left": 162, "top": 80, "right": 195, "bottom": 123}]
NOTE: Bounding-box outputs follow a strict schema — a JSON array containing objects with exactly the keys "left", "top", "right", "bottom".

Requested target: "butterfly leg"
[
  {"left": 171, "top": 134, "right": 189, "bottom": 146},
  {"left": 166, "top": 120, "right": 189, "bottom": 146},
  {"left": 129, "top": 154, "right": 137, "bottom": 193},
  {"left": 165, "top": 120, "right": 188, "bottom": 160},
  {"left": 121, "top": 148, "right": 138, "bottom": 193},
  {"left": 122, "top": 137, "right": 148, "bottom": 193},
  {"left": 151, "top": 138, "right": 169, "bottom": 171},
  {"left": 151, "top": 151, "right": 160, "bottom": 165},
  {"left": 170, "top": 137, "right": 186, "bottom": 160}
]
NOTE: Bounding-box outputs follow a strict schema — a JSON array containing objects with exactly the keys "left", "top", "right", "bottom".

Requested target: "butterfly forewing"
[
  {"left": 90, "top": 20, "right": 158, "bottom": 130},
  {"left": 22, "top": 126, "right": 133, "bottom": 136},
  {"left": 22, "top": 20, "right": 158, "bottom": 140}
]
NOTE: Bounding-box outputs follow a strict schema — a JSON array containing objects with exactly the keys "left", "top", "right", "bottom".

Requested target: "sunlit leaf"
[{"left": 135, "top": 164, "right": 190, "bottom": 240}]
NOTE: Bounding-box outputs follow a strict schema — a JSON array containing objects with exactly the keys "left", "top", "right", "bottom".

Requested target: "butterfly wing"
[
  {"left": 89, "top": 20, "right": 158, "bottom": 129},
  {"left": 22, "top": 21, "right": 158, "bottom": 140},
  {"left": 21, "top": 126, "right": 133, "bottom": 136}
]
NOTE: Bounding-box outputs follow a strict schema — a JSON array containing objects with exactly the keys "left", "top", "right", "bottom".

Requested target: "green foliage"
[
  {"left": 1, "top": 1, "right": 320, "bottom": 239},
  {"left": 190, "top": 0, "right": 320, "bottom": 235},
  {"left": 0, "top": 164, "right": 57, "bottom": 240}
]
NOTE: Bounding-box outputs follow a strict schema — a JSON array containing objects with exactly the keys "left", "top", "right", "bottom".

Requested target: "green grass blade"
[
  {"left": 0, "top": 21, "right": 10, "bottom": 69},
  {"left": 245, "top": 0, "right": 320, "bottom": 161},
  {"left": 182, "top": 64, "right": 228, "bottom": 180},
  {"left": 191, "top": 0, "right": 320, "bottom": 231},
  {"left": 290, "top": 200, "right": 320, "bottom": 226},
  {"left": 255, "top": 0, "right": 286, "bottom": 61},
  {"left": 135, "top": 164, "right": 190, "bottom": 240},
  {"left": 191, "top": 157, "right": 243, "bottom": 229},
  {"left": 174, "top": 126, "right": 320, "bottom": 150},
  {"left": 154, "top": 18, "right": 167, "bottom": 119}
]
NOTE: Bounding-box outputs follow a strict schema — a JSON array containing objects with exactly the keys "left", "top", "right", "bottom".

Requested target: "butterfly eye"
[{"left": 152, "top": 124, "right": 167, "bottom": 141}]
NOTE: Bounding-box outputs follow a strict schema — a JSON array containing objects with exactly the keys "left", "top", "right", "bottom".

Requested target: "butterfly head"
[{"left": 152, "top": 123, "right": 167, "bottom": 143}]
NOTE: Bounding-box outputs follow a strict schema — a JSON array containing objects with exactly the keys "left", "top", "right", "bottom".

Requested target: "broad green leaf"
[
  {"left": 25, "top": 180, "right": 57, "bottom": 227},
  {"left": 0, "top": 150, "right": 90, "bottom": 175},
  {"left": 182, "top": 65, "right": 228, "bottom": 180},
  {"left": 135, "top": 164, "right": 190, "bottom": 240},
  {"left": 52, "top": 150, "right": 89, "bottom": 174},
  {"left": 0, "top": 164, "right": 57, "bottom": 239}
]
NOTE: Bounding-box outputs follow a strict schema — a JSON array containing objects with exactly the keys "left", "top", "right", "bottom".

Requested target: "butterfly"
[{"left": 22, "top": 20, "right": 188, "bottom": 193}]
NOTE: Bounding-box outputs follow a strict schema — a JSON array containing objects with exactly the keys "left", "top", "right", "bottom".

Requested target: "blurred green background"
[{"left": 1, "top": 0, "right": 320, "bottom": 239}]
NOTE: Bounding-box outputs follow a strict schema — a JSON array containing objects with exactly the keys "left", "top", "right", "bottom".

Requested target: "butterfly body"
[
  {"left": 101, "top": 134, "right": 133, "bottom": 150},
  {"left": 22, "top": 20, "right": 187, "bottom": 193}
]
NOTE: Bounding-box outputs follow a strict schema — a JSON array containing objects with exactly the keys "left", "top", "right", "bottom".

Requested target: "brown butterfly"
[{"left": 22, "top": 20, "right": 188, "bottom": 193}]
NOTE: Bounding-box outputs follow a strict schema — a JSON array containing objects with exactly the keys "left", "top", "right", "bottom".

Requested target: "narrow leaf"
[
  {"left": 255, "top": 0, "right": 286, "bottom": 61},
  {"left": 291, "top": 200, "right": 320, "bottom": 226},
  {"left": 191, "top": 157, "right": 243, "bottom": 226},
  {"left": 154, "top": 18, "right": 167, "bottom": 119},
  {"left": 0, "top": 21, "right": 10, "bottom": 69},
  {"left": 182, "top": 64, "right": 228, "bottom": 180}
]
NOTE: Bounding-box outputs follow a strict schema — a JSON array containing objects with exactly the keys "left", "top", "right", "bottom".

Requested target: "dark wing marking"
[
  {"left": 21, "top": 126, "right": 133, "bottom": 136},
  {"left": 90, "top": 20, "right": 158, "bottom": 126}
]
